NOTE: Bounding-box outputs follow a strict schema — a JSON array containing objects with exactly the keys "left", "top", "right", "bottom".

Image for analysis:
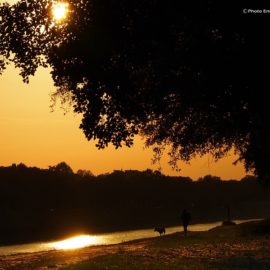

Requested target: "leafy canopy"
[{"left": 1, "top": 1, "right": 270, "bottom": 180}]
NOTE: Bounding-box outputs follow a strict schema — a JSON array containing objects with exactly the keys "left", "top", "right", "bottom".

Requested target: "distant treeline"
[{"left": 0, "top": 162, "right": 269, "bottom": 245}]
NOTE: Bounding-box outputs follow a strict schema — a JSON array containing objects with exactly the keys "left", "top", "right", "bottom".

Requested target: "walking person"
[{"left": 181, "top": 209, "right": 191, "bottom": 236}]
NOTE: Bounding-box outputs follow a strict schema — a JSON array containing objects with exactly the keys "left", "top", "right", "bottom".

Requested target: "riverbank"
[
  {"left": 2, "top": 167, "right": 270, "bottom": 248},
  {"left": 0, "top": 217, "right": 263, "bottom": 247},
  {"left": 1, "top": 219, "right": 270, "bottom": 270}
]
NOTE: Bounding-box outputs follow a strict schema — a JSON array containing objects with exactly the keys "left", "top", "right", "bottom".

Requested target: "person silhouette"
[{"left": 181, "top": 209, "right": 191, "bottom": 236}]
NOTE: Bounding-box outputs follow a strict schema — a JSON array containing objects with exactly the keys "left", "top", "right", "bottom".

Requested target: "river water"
[{"left": 0, "top": 219, "right": 261, "bottom": 255}]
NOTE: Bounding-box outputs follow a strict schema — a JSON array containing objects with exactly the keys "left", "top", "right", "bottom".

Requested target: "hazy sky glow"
[{"left": 0, "top": 0, "right": 247, "bottom": 179}]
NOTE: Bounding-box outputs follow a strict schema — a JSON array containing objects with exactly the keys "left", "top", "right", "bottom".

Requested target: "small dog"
[{"left": 154, "top": 226, "right": 166, "bottom": 236}]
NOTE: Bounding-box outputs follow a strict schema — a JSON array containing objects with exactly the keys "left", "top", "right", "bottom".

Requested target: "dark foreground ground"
[{"left": 1, "top": 219, "right": 270, "bottom": 270}]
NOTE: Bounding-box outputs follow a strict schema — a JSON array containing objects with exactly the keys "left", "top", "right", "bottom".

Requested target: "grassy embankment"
[{"left": 62, "top": 219, "right": 270, "bottom": 270}]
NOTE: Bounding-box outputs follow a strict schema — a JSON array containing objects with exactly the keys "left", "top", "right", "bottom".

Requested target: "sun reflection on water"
[{"left": 48, "top": 235, "right": 101, "bottom": 250}]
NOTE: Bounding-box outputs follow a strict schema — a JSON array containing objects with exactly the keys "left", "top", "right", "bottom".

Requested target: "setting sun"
[{"left": 52, "top": 2, "right": 69, "bottom": 21}]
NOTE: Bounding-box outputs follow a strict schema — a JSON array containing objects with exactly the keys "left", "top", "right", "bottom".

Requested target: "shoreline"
[
  {"left": 0, "top": 219, "right": 269, "bottom": 270},
  {"left": 0, "top": 217, "right": 262, "bottom": 248}
]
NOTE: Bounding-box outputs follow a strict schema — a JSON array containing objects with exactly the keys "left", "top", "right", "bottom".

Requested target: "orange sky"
[
  {"left": 0, "top": 65, "right": 247, "bottom": 180},
  {"left": 0, "top": 0, "right": 247, "bottom": 180}
]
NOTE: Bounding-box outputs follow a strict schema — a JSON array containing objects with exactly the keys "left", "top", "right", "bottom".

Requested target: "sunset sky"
[{"left": 0, "top": 0, "right": 246, "bottom": 179}]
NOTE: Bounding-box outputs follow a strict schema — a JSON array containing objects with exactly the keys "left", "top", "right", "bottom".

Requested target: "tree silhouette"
[
  {"left": 1, "top": 1, "right": 270, "bottom": 181},
  {"left": 77, "top": 169, "right": 94, "bottom": 177},
  {"left": 197, "top": 175, "right": 221, "bottom": 183},
  {"left": 49, "top": 162, "right": 73, "bottom": 175}
]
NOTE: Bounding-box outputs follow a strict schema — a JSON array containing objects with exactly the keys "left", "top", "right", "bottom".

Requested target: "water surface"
[{"left": 0, "top": 219, "right": 261, "bottom": 255}]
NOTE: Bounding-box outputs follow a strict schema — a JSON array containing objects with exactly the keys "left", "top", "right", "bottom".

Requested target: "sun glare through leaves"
[{"left": 52, "top": 1, "right": 69, "bottom": 21}]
